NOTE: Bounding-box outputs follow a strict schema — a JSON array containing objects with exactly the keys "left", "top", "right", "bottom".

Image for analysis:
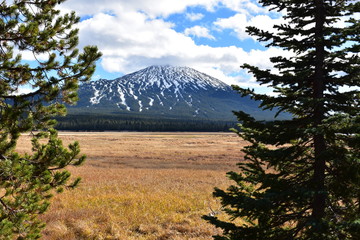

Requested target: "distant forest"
[{"left": 55, "top": 114, "right": 238, "bottom": 132}]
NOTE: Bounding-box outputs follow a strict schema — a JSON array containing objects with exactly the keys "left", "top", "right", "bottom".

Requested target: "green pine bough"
[
  {"left": 204, "top": 1, "right": 360, "bottom": 240},
  {"left": 0, "top": 0, "right": 101, "bottom": 238}
]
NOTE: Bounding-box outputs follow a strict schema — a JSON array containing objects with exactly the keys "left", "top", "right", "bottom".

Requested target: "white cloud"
[
  {"left": 13, "top": 49, "right": 49, "bottom": 62},
  {"left": 214, "top": 13, "right": 285, "bottom": 41},
  {"left": 15, "top": 87, "right": 34, "bottom": 95},
  {"left": 59, "top": 0, "right": 271, "bottom": 18},
  {"left": 59, "top": 0, "right": 219, "bottom": 18},
  {"left": 220, "top": 0, "right": 269, "bottom": 15},
  {"left": 184, "top": 26, "right": 215, "bottom": 40},
  {"left": 214, "top": 14, "right": 248, "bottom": 40},
  {"left": 186, "top": 12, "right": 205, "bottom": 21},
  {"left": 333, "top": 13, "right": 360, "bottom": 29},
  {"left": 56, "top": 0, "right": 291, "bottom": 89},
  {"left": 75, "top": 9, "right": 290, "bottom": 86}
]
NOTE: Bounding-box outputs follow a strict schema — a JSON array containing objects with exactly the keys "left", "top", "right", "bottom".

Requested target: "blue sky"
[
  {"left": 13, "top": 0, "right": 359, "bottom": 96},
  {"left": 32, "top": 0, "right": 294, "bottom": 95}
]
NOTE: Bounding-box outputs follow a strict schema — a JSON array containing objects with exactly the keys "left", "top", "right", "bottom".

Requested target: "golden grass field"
[{"left": 16, "top": 132, "right": 248, "bottom": 240}]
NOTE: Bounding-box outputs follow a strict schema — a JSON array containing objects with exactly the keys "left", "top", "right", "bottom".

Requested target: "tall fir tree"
[
  {"left": 204, "top": 1, "right": 360, "bottom": 239},
  {"left": 0, "top": 0, "right": 101, "bottom": 238}
]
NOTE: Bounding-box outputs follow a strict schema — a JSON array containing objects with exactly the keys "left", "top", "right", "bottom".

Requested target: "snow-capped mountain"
[{"left": 72, "top": 65, "right": 269, "bottom": 120}]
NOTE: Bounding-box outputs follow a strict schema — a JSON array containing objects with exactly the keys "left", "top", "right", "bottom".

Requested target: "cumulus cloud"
[
  {"left": 184, "top": 26, "right": 215, "bottom": 40},
  {"left": 14, "top": 86, "right": 35, "bottom": 95},
  {"left": 59, "top": 0, "right": 272, "bottom": 19},
  {"left": 186, "top": 12, "right": 205, "bottom": 21},
  {"left": 59, "top": 0, "right": 219, "bottom": 18},
  {"left": 221, "top": 0, "right": 269, "bottom": 15},
  {"left": 79, "top": 12, "right": 288, "bottom": 84},
  {"left": 214, "top": 13, "right": 285, "bottom": 41},
  {"left": 57, "top": 0, "right": 289, "bottom": 92},
  {"left": 13, "top": 49, "right": 49, "bottom": 62}
]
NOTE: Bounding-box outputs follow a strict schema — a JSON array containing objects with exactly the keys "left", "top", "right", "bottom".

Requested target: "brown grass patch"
[{"left": 16, "top": 132, "right": 248, "bottom": 239}]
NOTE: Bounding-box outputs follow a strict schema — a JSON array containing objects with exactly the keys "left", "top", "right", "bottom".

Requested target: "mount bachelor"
[{"left": 69, "top": 65, "right": 273, "bottom": 121}]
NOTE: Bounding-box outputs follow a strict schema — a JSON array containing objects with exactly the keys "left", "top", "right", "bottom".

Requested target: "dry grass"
[{"left": 16, "top": 132, "right": 248, "bottom": 240}]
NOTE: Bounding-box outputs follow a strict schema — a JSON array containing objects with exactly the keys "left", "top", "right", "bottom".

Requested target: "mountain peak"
[
  {"left": 75, "top": 65, "right": 266, "bottom": 120},
  {"left": 146, "top": 64, "right": 190, "bottom": 70},
  {"left": 120, "top": 65, "right": 229, "bottom": 91}
]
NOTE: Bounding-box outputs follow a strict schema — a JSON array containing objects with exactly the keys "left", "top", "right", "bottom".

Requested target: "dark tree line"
[{"left": 55, "top": 115, "right": 237, "bottom": 132}]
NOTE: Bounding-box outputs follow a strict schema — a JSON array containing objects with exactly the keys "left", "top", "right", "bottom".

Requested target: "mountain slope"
[{"left": 71, "top": 65, "right": 273, "bottom": 121}]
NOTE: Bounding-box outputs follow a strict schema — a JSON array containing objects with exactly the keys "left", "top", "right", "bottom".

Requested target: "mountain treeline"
[{"left": 55, "top": 114, "right": 237, "bottom": 132}]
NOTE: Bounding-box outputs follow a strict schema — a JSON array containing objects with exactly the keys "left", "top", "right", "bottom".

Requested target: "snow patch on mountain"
[
  {"left": 76, "top": 65, "right": 258, "bottom": 120},
  {"left": 117, "top": 86, "right": 130, "bottom": 111},
  {"left": 72, "top": 65, "right": 287, "bottom": 121},
  {"left": 87, "top": 66, "right": 230, "bottom": 110}
]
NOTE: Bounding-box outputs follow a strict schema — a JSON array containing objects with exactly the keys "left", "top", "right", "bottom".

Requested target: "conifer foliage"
[
  {"left": 204, "top": 1, "right": 360, "bottom": 239},
  {"left": 0, "top": 0, "right": 101, "bottom": 238}
]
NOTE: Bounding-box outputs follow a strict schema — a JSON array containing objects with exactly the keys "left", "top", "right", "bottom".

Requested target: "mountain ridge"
[{"left": 69, "top": 65, "right": 274, "bottom": 121}]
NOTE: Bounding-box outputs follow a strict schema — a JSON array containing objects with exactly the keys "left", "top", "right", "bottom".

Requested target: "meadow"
[{"left": 17, "top": 132, "right": 247, "bottom": 240}]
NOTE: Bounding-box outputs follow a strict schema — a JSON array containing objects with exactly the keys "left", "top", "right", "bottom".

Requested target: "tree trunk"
[{"left": 312, "top": 0, "right": 327, "bottom": 222}]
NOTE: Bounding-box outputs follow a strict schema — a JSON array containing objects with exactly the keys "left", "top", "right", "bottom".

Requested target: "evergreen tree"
[
  {"left": 204, "top": 1, "right": 359, "bottom": 239},
  {"left": 0, "top": 0, "right": 101, "bottom": 238}
]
